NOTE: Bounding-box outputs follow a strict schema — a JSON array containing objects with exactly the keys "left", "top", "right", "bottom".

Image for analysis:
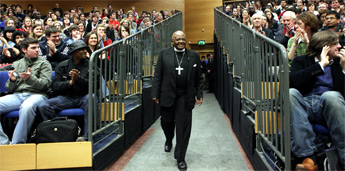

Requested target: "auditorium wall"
[
  {"left": 1, "top": 0, "right": 185, "bottom": 19},
  {"left": 3, "top": 0, "right": 222, "bottom": 54},
  {"left": 185, "top": 0, "right": 222, "bottom": 56}
]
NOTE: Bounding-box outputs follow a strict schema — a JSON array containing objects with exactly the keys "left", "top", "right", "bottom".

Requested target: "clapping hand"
[
  {"left": 20, "top": 68, "right": 32, "bottom": 80},
  {"left": 285, "top": 23, "right": 295, "bottom": 37},
  {"left": 337, "top": 47, "right": 345, "bottom": 71},
  {"left": 299, "top": 28, "right": 309, "bottom": 44},
  {"left": 47, "top": 40, "right": 56, "bottom": 55},
  {"left": 68, "top": 69, "right": 80, "bottom": 85},
  {"left": 320, "top": 45, "right": 330, "bottom": 67}
]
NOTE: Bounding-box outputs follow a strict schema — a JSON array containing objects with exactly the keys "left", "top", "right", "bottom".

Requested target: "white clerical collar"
[{"left": 174, "top": 47, "right": 185, "bottom": 52}]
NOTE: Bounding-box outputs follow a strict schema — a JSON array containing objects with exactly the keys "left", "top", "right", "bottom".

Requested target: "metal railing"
[
  {"left": 87, "top": 12, "right": 182, "bottom": 154},
  {"left": 214, "top": 7, "right": 291, "bottom": 170}
]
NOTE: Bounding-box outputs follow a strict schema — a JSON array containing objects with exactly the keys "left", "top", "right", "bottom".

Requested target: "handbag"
[{"left": 34, "top": 117, "right": 80, "bottom": 143}]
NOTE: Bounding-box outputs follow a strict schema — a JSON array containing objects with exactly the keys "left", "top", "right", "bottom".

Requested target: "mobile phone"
[{"left": 13, "top": 71, "right": 19, "bottom": 78}]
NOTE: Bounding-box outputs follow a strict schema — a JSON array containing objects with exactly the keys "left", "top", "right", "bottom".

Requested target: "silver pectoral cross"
[{"left": 176, "top": 66, "right": 183, "bottom": 75}]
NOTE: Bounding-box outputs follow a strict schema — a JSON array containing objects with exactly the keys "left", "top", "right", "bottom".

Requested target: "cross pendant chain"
[{"left": 175, "top": 51, "right": 185, "bottom": 75}]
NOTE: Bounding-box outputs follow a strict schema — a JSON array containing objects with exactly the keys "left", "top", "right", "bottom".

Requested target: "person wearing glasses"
[{"left": 39, "top": 26, "right": 69, "bottom": 69}]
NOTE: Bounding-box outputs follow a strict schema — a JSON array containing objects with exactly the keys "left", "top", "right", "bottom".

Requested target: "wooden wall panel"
[
  {"left": 1, "top": 0, "right": 184, "bottom": 19},
  {"left": 3, "top": 0, "right": 221, "bottom": 52},
  {"left": 185, "top": 0, "right": 222, "bottom": 45}
]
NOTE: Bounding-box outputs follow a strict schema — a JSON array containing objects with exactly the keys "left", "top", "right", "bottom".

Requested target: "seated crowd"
[
  {"left": 0, "top": 3, "right": 175, "bottom": 67},
  {"left": 226, "top": 0, "right": 344, "bottom": 170},
  {"left": 0, "top": 3, "right": 176, "bottom": 145}
]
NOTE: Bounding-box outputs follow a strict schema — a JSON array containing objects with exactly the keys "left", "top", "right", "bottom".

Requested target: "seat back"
[
  {"left": 0, "top": 71, "right": 9, "bottom": 94},
  {"left": 0, "top": 71, "right": 55, "bottom": 94}
]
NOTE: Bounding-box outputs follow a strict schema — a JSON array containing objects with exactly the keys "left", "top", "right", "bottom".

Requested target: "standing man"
[
  {"left": 206, "top": 54, "right": 215, "bottom": 93},
  {"left": 152, "top": 31, "right": 203, "bottom": 171},
  {"left": 0, "top": 37, "right": 52, "bottom": 144},
  {"left": 200, "top": 56, "right": 207, "bottom": 89}
]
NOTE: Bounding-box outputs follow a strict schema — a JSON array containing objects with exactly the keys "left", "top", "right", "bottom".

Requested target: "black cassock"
[{"left": 152, "top": 47, "right": 203, "bottom": 161}]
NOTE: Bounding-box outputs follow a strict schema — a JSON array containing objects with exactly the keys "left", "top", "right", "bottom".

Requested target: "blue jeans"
[
  {"left": 290, "top": 88, "right": 345, "bottom": 166},
  {"left": 0, "top": 93, "right": 47, "bottom": 144},
  {"left": 37, "top": 95, "right": 89, "bottom": 138}
]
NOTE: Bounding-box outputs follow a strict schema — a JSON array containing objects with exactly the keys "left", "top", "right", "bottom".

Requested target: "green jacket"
[{"left": 6, "top": 57, "right": 52, "bottom": 97}]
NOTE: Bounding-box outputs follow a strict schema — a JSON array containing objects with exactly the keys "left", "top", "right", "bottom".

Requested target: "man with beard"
[{"left": 152, "top": 31, "right": 203, "bottom": 171}]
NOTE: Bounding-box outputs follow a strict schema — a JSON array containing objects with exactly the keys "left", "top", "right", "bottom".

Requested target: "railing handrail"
[
  {"left": 214, "top": 6, "right": 291, "bottom": 170},
  {"left": 87, "top": 12, "right": 183, "bottom": 144}
]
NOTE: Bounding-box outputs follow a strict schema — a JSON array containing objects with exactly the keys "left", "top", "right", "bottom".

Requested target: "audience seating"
[{"left": 0, "top": 71, "right": 85, "bottom": 119}]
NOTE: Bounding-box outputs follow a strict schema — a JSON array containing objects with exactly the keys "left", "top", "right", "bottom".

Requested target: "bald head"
[
  {"left": 172, "top": 31, "right": 185, "bottom": 40},
  {"left": 172, "top": 30, "right": 186, "bottom": 50}
]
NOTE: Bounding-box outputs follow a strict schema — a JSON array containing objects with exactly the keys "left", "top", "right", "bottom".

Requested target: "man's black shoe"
[
  {"left": 164, "top": 141, "right": 172, "bottom": 152},
  {"left": 177, "top": 160, "right": 187, "bottom": 171}
]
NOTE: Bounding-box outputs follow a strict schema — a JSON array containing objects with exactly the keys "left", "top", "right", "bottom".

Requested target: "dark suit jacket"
[
  {"left": 274, "top": 28, "right": 293, "bottom": 48},
  {"left": 152, "top": 47, "right": 204, "bottom": 110},
  {"left": 290, "top": 55, "right": 345, "bottom": 98},
  {"left": 262, "top": 27, "right": 274, "bottom": 39}
]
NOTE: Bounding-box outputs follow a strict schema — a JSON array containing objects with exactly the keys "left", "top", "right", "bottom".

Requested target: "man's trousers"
[{"left": 160, "top": 95, "right": 192, "bottom": 161}]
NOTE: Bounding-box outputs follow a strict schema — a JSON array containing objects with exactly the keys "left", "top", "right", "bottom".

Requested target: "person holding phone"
[
  {"left": 0, "top": 37, "right": 52, "bottom": 145},
  {"left": 289, "top": 30, "right": 345, "bottom": 170}
]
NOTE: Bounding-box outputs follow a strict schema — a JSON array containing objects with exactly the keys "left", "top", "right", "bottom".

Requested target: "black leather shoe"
[
  {"left": 177, "top": 160, "right": 187, "bottom": 171},
  {"left": 164, "top": 141, "right": 172, "bottom": 152}
]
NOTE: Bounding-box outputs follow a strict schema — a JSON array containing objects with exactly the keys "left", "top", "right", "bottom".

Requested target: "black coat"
[
  {"left": 262, "top": 27, "right": 274, "bottom": 39},
  {"left": 206, "top": 59, "right": 215, "bottom": 78},
  {"left": 52, "top": 58, "right": 89, "bottom": 97},
  {"left": 290, "top": 55, "right": 345, "bottom": 98},
  {"left": 39, "top": 40, "right": 69, "bottom": 69},
  {"left": 152, "top": 47, "right": 204, "bottom": 110},
  {"left": 0, "top": 44, "right": 24, "bottom": 64}
]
